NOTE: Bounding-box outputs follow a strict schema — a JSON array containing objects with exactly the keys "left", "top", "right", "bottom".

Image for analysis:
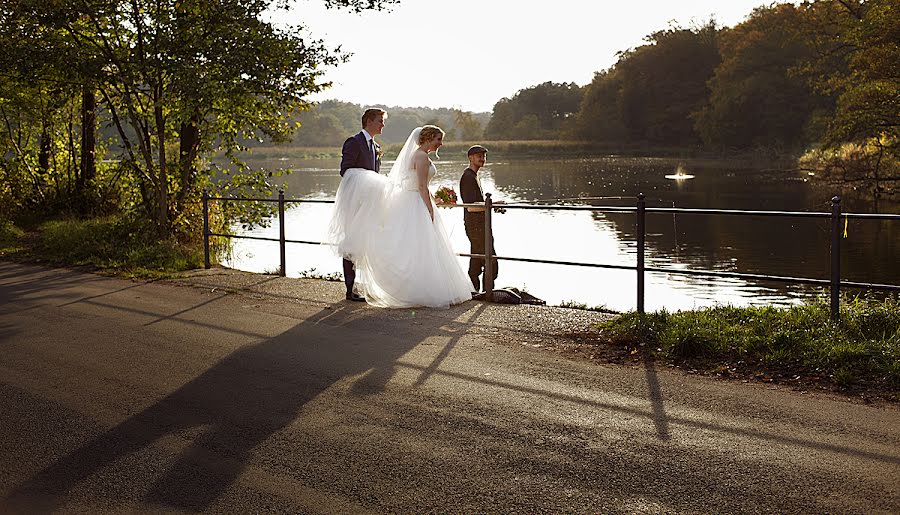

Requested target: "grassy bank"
[
  {"left": 0, "top": 216, "right": 204, "bottom": 279},
  {"left": 595, "top": 297, "right": 900, "bottom": 399}
]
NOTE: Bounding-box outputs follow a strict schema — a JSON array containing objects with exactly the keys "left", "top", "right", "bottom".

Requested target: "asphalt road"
[{"left": 1, "top": 262, "right": 898, "bottom": 513}]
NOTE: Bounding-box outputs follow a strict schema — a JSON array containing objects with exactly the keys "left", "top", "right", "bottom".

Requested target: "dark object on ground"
[
  {"left": 346, "top": 292, "right": 366, "bottom": 302},
  {"left": 473, "top": 288, "right": 546, "bottom": 305}
]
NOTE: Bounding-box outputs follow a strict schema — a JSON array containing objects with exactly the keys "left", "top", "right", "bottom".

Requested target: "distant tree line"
[
  {"left": 483, "top": 0, "right": 897, "bottom": 202},
  {"left": 286, "top": 100, "right": 490, "bottom": 146},
  {"left": 489, "top": 1, "right": 895, "bottom": 153}
]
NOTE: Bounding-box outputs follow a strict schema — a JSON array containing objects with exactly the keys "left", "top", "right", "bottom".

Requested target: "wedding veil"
[{"left": 386, "top": 127, "right": 423, "bottom": 189}]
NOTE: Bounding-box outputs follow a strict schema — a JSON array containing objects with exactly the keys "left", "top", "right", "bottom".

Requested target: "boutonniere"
[{"left": 375, "top": 144, "right": 384, "bottom": 160}]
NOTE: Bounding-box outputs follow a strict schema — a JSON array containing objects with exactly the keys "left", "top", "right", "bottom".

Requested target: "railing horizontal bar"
[
  {"left": 644, "top": 266, "right": 830, "bottom": 285},
  {"left": 284, "top": 239, "right": 329, "bottom": 245},
  {"left": 841, "top": 280, "right": 900, "bottom": 292},
  {"left": 500, "top": 204, "right": 637, "bottom": 212},
  {"left": 492, "top": 255, "right": 637, "bottom": 271},
  {"left": 283, "top": 199, "right": 334, "bottom": 204},
  {"left": 207, "top": 196, "right": 279, "bottom": 203},
  {"left": 646, "top": 207, "right": 830, "bottom": 218},
  {"left": 204, "top": 195, "right": 900, "bottom": 221},
  {"left": 208, "top": 232, "right": 280, "bottom": 243},
  {"left": 844, "top": 213, "right": 900, "bottom": 221}
]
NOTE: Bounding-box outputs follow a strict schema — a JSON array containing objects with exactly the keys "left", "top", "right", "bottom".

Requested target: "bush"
[{"left": 34, "top": 216, "right": 204, "bottom": 278}]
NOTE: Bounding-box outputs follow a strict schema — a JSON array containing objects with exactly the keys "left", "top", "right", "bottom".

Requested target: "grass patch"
[
  {"left": 557, "top": 300, "right": 619, "bottom": 314},
  {"left": 4, "top": 216, "right": 205, "bottom": 279},
  {"left": 0, "top": 220, "right": 26, "bottom": 255},
  {"left": 596, "top": 296, "right": 900, "bottom": 397}
]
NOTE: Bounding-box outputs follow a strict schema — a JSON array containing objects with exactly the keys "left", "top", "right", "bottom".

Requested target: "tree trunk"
[
  {"left": 155, "top": 99, "right": 168, "bottom": 236},
  {"left": 38, "top": 128, "right": 51, "bottom": 175},
  {"left": 176, "top": 110, "right": 200, "bottom": 212},
  {"left": 79, "top": 84, "right": 97, "bottom": 192}
]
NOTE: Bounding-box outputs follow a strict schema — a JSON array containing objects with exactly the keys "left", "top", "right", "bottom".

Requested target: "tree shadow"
[{"left": 5, "top": 305, "right": 424, "bottom": 512}]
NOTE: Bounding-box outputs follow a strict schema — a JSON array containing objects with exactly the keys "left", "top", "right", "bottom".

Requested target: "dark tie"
[{"left": 369, "top": 139, "right": 375, "bottom": 163}]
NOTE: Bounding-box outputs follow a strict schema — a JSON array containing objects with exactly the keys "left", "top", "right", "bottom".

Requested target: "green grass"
[
  {"left": 557, "top": 299, "right": 618, "bottom": 314},
  {"left": 597, "top": 297, "right": 900, "bottom": 394},
  {"left": 0, "top": 220, "right": 26, "bottom": 255},
  {"left": 3, "top": 216, "right": 205, "bottom": 279}
]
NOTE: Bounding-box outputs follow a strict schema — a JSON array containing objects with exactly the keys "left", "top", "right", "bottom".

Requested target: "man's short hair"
[
  {"left": 467, "top": 145, "right": 488, "bottom": 156},
  {"left": 361, "top": 108, "right": 387, "bottom": 128}
]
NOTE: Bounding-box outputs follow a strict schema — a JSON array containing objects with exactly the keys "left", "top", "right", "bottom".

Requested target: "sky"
[{"left": 271, "top": 0, "right": 777, "bottom": 113}]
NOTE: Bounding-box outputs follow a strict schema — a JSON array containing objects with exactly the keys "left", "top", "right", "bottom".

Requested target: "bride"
[{"left": 328, "top": 125, "right": 474, "bottom": 308}]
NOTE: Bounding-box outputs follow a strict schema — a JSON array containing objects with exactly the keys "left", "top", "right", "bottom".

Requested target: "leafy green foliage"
[
  {"left": 694, "top": 4, "right": 832, "bottom": 151},
  {"left": 484, "top": 82, "right": 584, "bottom": 140},
  {"left": 0, "top": 0, "right": 392, "bottom": 239},
  {"left": 573, "top": 22, "right": 720, "bottom": 147}
]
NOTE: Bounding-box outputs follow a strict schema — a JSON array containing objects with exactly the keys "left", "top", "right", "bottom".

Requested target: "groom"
[{"left": 339, "top": 108, "right": 386, "bottom": 301}]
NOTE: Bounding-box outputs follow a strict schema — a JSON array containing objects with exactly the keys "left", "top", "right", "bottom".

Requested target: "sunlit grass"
[{"left": 597, "top": 296, "right": 900, "bottom": 393}]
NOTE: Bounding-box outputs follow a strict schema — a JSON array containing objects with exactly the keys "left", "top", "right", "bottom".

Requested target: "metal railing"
[{"left": 202, "top": 190, "right": 900, "bottom": 319}]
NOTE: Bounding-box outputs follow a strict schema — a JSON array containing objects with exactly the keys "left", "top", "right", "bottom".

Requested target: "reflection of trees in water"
[
  {"left": 488, "top": 157, "right": 899, "bottom": 286},
  {"left": 599, "top": 208, "right": 899, "bottom": 285}
]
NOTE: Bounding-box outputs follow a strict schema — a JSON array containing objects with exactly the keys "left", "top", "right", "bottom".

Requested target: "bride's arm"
[{"left": 414, "top": 152, "right": 434, "bottom": 221}]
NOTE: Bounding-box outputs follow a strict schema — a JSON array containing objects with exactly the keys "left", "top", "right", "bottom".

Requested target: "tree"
[
  {"left": 798, "top": 0, "right": 900, "bottom": 207},
  {"left": 485, "top": 82, "right": 584, "bottom": 140},
  {"left": 573, "top": 21, "right": 720, "bottom": 147},
  {"left": 694, "top": 4, "right": 833, "bottom": 151},
  {"left": 573, "top": 69, "right": 626, "bottom": 143},
  {"left": 1, "top": 0, "right": 397, "bottom": 235},
  {"left": 616, "top": 22, "right": 721, "bottom": 146},
  {"left": 452, "top": 108, "right": 483, "bottom": 141}
]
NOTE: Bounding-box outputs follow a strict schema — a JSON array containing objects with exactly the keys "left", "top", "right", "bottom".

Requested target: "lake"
[{"left": 219, "top": 152, "right": 899, "bottom": 312}]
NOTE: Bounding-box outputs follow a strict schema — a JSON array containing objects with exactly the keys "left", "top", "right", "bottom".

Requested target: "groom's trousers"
[
  {"left": 343, "top": 258, "right": 355, "bottom": 294},
  {"left": 465, "top": 223, "right": 498, "bottom": 292}
]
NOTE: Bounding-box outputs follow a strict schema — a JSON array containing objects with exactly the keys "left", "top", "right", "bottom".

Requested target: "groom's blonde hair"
[{"left": 417, "top": 125, "right": 444, "bottom": 145}]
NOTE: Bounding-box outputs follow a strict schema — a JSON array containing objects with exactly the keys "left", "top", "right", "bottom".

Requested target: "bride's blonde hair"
[{"left": 417, "top": 125, "right": 445, "bottom": 158}]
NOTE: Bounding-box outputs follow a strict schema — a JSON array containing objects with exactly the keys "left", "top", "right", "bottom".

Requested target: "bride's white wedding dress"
[{"left": 328, "top": 128, "right": 474, "bottom": 308}]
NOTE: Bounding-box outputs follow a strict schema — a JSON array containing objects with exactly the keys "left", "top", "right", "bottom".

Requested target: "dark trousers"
[
  {"left": 343, "top": 258, "right": 355, "bottom": 294},
  {"left": 465, "top": 223, "right": 498, "bottom": 292}
]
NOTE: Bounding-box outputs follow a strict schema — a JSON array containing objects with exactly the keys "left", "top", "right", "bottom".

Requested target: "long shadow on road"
[{"left": 5, "top": 303, "right": 422, "bottom": 512}]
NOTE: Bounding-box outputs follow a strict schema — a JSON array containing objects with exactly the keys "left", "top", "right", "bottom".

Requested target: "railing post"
[
  {"left": 830, "top": 195, "right": 841, "bottom": 320},
  {"left": 278, "top": 190, "right": 286, "bottom": 277},
  {"left": 202, "top": 188, "right": 210, "bottom": 269},
  {"left": 637, "top": 193, "right": 646, "bottom": 314},
  {"left": 484, "top": 192, "right": 495, "bottom": 296}
]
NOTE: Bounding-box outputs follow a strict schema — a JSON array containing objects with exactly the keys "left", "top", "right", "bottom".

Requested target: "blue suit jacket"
[{"left": 340, "top": 132, "right": 381, "bottom": 176}]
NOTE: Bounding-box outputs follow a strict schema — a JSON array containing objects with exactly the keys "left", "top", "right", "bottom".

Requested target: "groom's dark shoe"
[{"left": 346, "top": 292, "right": 366, "bottom": 302}]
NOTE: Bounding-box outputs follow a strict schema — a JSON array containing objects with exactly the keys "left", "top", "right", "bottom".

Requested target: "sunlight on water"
[{"left": 221, "top": 155, "right": 898, "bottom": 312}]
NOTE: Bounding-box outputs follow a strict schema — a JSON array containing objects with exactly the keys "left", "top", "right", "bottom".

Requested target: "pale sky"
[{"left": 272, "top": 0, "right": 776, "bottom": 113}]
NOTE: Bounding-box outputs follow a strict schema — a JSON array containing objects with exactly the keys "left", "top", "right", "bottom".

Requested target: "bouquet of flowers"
[{"left": 434, "top": 186, "right": 457, "bottom": 206}]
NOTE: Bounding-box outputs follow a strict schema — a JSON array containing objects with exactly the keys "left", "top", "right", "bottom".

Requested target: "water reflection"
[{"left": 221, "top": 155, "right": 899, "bottom": 311}]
